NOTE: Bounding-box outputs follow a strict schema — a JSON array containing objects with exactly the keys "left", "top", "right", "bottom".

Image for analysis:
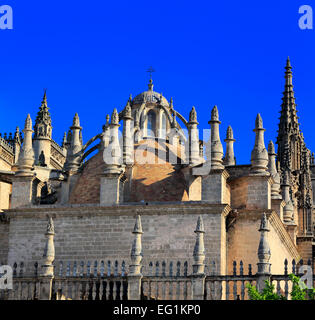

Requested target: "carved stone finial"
[
  {"left": 72, "top": 113, "right": 80, "bottom": 127},
  {"left": 226, "top": 125, "right": 234, "bottom": 140},
  {"left": 251, "top": 114, "right": 269, "bottom": 175},
  {"left": 193, "top": 215, "right": 205, "bottom": 275},
  {"left": 129, "top": 215, "right": 143, "bottom": 276},
  {"left": 123, "top": 102, "right": 132, "bottom": 119},
  {"left": 209, "top": 105, "right": 224, "bottom": 169},
  {"left": 268, "top": 140, "right": 275, "bottom": 154},
  {"left": 189, "top": 106, "right": 198, "bottom": 124},
  {"left": 25, "top": 114, "right": 32, "bottom": 131},
  {"left": 255, "top": 113, "right": 263, "bottom": 129},
  {"left": 224, "top": 125, "right": 236, "bottom": 166},
  {"left": 286, "top": 56, "right": 291, "bottom": 69},
  {"left": 111, "top": 108, "right": 119, "bottom": 125},
  {"left": 46, "top": 216, "right": 55, "bottom": 235},
  {"left": 257, "top": 213, "right": 271, "bottom": 275},
  {"left": 259, "top": 212, "right": 270, "bottom": 232},
  {"left": 41, "top": 216, "right": 55, "bottom": 277},
  {"left": 62, "top": 132, "right": 67, "bottom": 147},
  {"left": 211, "top": 105, "right": 219, "bottom": 122}
]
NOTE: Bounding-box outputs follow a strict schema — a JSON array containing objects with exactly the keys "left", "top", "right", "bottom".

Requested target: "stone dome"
[{"left": 132, "top": 79, "right": 169, "bottom": 106}]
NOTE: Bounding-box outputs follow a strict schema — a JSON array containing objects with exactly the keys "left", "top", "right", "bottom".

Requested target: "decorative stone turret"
[
  {"left": 64, "top": 113, "right": 83, "bottom": 172},
  {"left": 100, "top": 108, "right": 124, "bottom": 205},
  {"left": 209, "top": 105, "right": 224, "bottom": 170},
  {"left": 193, "top": 215, "right": 205, "bottom": 275},
  {"left": 129, "top": 215, "right": 143, "bottom": 276},
  {"left": 41, "top": 217, "right": 55, "bottom": 277},
  {"left": 223, "top": 125, "right": 236, "bottom": 166},
  {"left": 40, "top": 216, "right": 55, "bottom": 300},
  {"left": 11, "top": 115, "right": 35, "bottom": 208},
  {"left": 268, "top": 140, "right": 281, "bottom": 199},
  {"left": 128, "top": 215, "right": 143, "bottom": 300},
  {"left": 250, "top": 114, "right": 269, "bottom": 175},
  {"left": 256, "top": 213, "right": 271, "bottom": 292},
  {"left": 33, "top": 91, "right": 52, "bottom": 167},
  {"left": 192, "top": 215, "right": 206, "bottom": 300},
  {"left": 104, "top": 108, "right": 122, "bottom": 170},
  {"left": 188, "top": 106, "right": 200, "bottom": 166},
  {"left": 282, "top": 170, "right": 294, "bottom": 223},
  {"left": 122, "top": 101, "right": 134, "bottom": 165},
  {"left": 17, "top": 114, "right": 35, "bottom": 175}
]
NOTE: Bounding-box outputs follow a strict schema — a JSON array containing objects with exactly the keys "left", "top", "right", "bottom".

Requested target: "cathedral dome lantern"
[
  {"left": 131, "top": 79, "right": 175, "bottom": 140},
  {"left": 132, "top": 79, "right": 169, "bottom": 107}
]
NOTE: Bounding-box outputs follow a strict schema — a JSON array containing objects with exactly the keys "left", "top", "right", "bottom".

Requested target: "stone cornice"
[{"left": 5, "top": 202, "right": 231, "bottom": 220}]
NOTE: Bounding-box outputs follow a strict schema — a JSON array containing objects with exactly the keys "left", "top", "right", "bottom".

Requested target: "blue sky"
[{"left": 0, "top": 0, "right": 314, "bottom": 164}]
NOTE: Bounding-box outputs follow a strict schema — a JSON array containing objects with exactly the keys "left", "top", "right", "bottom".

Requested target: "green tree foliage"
[{"left": 246, "top": 274, "right": 315, "bottom": 300}]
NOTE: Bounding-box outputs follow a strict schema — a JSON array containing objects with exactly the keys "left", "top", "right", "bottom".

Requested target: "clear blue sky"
[{"left": 0, "top": 0, "right": 314, "bottom": 164}]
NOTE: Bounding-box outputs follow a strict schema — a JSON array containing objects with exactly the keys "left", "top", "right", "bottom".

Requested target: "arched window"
[
  {"left": 147, "top": 110, "right": 156, "bottom": 137},
  {"left": 161, "top": 112, "right": 166, "bottom": 139}
]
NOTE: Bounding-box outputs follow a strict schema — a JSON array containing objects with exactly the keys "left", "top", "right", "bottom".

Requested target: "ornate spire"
[
  {"left": 250, "top": 114, "right": 269, "bottom": 175},
  {"left": 268, "top": 140, "right": 281, "bottom": 199},
  {"left": 276, "top": 57, "right": 302, "bottom": 172},
  {"left": 193, "top": 216, "right": 205, "bottom": 275},
  {"left": 188, "top": 106, "right": 200, "bottom": 165},
  {"left": 62, "top": 132, "right": 67, "bottom": 148},
  {"left": 209, "top": 105, "right": 224, "bottom": 170},
  {"left": 34, "top": 90, "right": 52, "bottom": 139},
  {"left": 224, "top": 125, "right": 236, "bottom": 166},
  {"left": 17, "top": 114, "right": 35, "bottom": 174}
]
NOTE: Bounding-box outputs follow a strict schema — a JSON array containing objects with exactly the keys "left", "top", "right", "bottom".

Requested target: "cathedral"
[{"left": 0, "top": 58, "right": 313, "bottom": 282}]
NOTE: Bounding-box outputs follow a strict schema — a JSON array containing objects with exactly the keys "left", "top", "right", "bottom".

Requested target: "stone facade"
[{"left": 0, "top": 59, "right": 313, "bottom": 282}]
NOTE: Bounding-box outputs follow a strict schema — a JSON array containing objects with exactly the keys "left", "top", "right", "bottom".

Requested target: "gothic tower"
[
  {"left": 276, "top": 58, "right": 313, "bottom": 257},
  {"left": 33, "top": 90, "right": 52, "bottom": 167}
]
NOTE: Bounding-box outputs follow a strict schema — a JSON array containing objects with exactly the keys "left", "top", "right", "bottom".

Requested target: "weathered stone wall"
[
  {"left": 227, "top": 210, "right": 300, "bottom": 275},
  {"left": 230, "top": 176, "right": 271, "bottom": 210},
  {"left": 5, "top": 203, "right": 229, "bottom": 276},
  {"left": 0, "top": 220, "right": 9, "bottom": 264},
  {"left": 0, "top": 182, "right": 11, "bottom": 209}
]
